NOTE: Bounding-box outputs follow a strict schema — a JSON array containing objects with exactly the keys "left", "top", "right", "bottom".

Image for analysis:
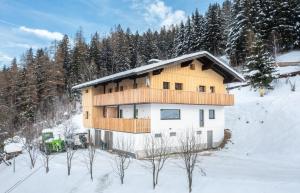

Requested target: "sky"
[{"left": 0, "top": 0, "right": 224, "bottom": 67}]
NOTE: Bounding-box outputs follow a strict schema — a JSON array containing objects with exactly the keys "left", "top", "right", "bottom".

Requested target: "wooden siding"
[
  {"left": 93, "top": 118, "right": 150, "bottom": 133},
  {"left": 150, "top": 60, "right": 226, "bottom": 94},
  {"left": 94, "top": 88, "right": 234, "bottom": 106}
]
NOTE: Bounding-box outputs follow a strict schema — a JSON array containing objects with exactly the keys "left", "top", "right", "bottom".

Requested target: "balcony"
[
  {"left": 93, "top": 118, "right": 150, "bottom": 133},
  {"left": 94, "top": 88, "right": 234, "bottom": 106}
]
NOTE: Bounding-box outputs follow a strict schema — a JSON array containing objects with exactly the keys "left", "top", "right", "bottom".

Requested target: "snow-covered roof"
[
  {"left": 277, "top": 50, "right": 300, "bottom": 63},
  {"left": 72, "top": 51, "right": 245, "bottom": 90}
]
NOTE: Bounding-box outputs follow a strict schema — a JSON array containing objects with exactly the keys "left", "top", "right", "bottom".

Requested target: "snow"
[
  {"left": 277, "top": 51, "right": 300, "bottom": 63},
  {"left": 4, "top": 143, "right": 23, "bottom": 153},
  {"left": 276, "top": 65, "right": 300, "bottom": 75},
  {"left": 1, "top": 76, "right": 300, "bottom": 193}
]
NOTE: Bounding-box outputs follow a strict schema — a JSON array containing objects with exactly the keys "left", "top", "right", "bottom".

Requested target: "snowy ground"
[{"left": 1, "top": 76, "right": 300, "bottom": 193}]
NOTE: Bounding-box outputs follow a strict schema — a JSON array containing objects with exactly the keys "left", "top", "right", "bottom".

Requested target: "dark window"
[
  {"left": 175, "top": 83, "right": 183, "bottom": 90},
  {"left": 119, "top": 86, "right": 124, "bottom": 91},
  {"left": 109, "top": 88, "right": 113, "bottom": 93},
  {"left": 170, "top": 132, "right": 176, "bottom": 137},
  {"left": 209, "top": 109, "right": 215, "bottom": 119},
  {"left": 119, "top": 109, "right": 123, "bottom": 118},
  {"left": 155, "top": 133, "right": 162, "bottom": 138},
  {"left": 115, "top": 87, "right": 119, "bottom": 92},
  {"left": 134, "top": 108, "right": 138, "bottom": 119},
  {"left": 160, "top": 109, "right": 181, "bottom": 120},
  {"left": 163, "top": 82, "right": 170, "bottom": 89},
  {"left": 199, "top": 85, "right": 206, "bottom": 92},
  {"left": 85, "top": 89, "right": 89, "bottom": 93},
  {"left": 133, "top": 83, "right": 138, "bottom": 89},
  {"left": 103, "top": 107, "right": 107, "bottom": 118},
  {"left": 196, "top": 131, "right": 202, "bottom": 135},
  {"left": 210, "top": 86, "right": 215, "bottom": 93},
  {"left": 190, "top": 63, "right": 195, "bottom": 70},
  {"left": 85, "top": 111, "right": 89, "bottom": 119}
]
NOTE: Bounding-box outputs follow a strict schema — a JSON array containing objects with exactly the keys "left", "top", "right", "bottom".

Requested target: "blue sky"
[{"left": 0, "top": 0, "right": 223, "bottom": 67}]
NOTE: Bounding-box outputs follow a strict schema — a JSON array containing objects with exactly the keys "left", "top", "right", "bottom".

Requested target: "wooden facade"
[
  {"left": 93, "top": 118, "right": 150, "bottom": 133},
  {"left": 94, "top": 88, "right": 234, "bottom": 106},
  {"left": 82, "top": 59, "right": 235, "bottom": 133}
]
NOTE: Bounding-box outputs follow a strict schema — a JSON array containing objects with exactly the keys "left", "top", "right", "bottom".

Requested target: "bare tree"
[
  {"left": 87, "top": 129, "right": 96, "bottom": 181},
  {"left": 144, "top": 134, "right": 169, "bottom": 189},
  {"left": 22, "top": 124, "right": 39, "bottom": 169},
  {"left": 111, "top": 137, "right": 132, "bottom": 184},
  {"left": 178, "top": 131, "right": 203, "bottom": 193},
  {"left": 40, "top": 143, "right": 51, "bottom": 173},
  {"left": 64, "top": 120, "right": 77, "bottom": 176}
]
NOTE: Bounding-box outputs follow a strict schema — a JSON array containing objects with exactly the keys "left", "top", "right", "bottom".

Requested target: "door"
[
  {"left": 94, "top": 130, "right": 102, "bottom": 148},
  {"left": 199, "top": 109, "right": 204, "bottom": 127},
  {"left": 104, "top": 131, "right": 113, "bottom": 150},
  {"left": 207, "top": 130, "right": 213, "bottom": 149}
]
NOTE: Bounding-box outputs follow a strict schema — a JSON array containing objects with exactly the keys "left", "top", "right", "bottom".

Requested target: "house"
[{"left": 72, "top": 51, "right": 244, "bottom": 158}]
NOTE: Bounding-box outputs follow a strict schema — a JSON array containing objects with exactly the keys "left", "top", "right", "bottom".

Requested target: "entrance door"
[
  {"left": 104, "top": 131, "right": 113, "bottom": 150},
  {"left": 207, "top": 130, "right": 213, "bottom": 149},
  {"left": 199, "top": 109, "right": 204, "bottom": 127},
  {"left": 94, "top": 130, "right": 102, "bottom": 148}
]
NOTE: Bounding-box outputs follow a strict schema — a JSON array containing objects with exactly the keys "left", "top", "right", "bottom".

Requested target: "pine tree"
[
  {"left": 174, "top": 22, "right": 185, "bottom": 57},
  {"left": 139, "top": 29, "right": 159, "bottom": 63},
  {"left": 272, "top": 0, "right": 298, "bottom": 51},
  {"left": 183, "top": 17, "right": 193, "bottom": 54},
  {"left": 205, "top": 3, "right": 225, "bottom": 55},
  {"left": 191, "top": 9, "right": 205, "bottom": 52},
  {"left": 226, "top": 0, "right": 252, "bottom": 66},
  {"left": 55, "top": 35, "right": 71, "bottom": 95},
  {"left": 245, "top": 35, "right": 277, "bottom": 89}
]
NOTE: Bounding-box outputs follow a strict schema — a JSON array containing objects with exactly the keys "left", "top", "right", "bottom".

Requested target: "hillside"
[{"left": 0, "top": 76, "right": 300, "bottom": 193}]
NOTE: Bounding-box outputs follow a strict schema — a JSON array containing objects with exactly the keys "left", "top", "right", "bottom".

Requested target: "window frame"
[
  {"left": 85, "top": 111, "right": 89, "bottom": 119},
  {"left": 160, "top": 109, "right": 181, "bottom": 120},
  {"left": 210, "top": 86, "right": 215, "bottom": 93},
  {"left": 175, "top": 82, "right": 183, "bottom": 90},
  {"left": 209, "top": 109, "right": 215, "bottom": 119},
  {"left": 163, "top": 81, "right": 170, "bottom": 89},
  {"left": 199, "top": 85, "right": 206, "bottom": 92}
]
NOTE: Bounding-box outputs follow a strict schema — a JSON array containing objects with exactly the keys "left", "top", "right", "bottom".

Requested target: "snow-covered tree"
[
  {"left": 191, "top": 9, "right": 205, "bottom": 52},
  {"left": 174, "top": 22, "right": 185, "bottom": 57},
  {"left": 245, "top": 35, "right": 277, "bottom": 90}
]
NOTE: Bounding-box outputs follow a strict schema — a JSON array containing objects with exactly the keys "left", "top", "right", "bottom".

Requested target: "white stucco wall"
[{"left": 92, "top": 104, "right": 225, "bottom": 158}]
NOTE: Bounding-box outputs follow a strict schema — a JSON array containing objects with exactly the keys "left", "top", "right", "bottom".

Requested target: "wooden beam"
[
  {"left": 152, "top": 68, "right": 164, "bottom": 75},
  {"left": 180, "top": 60, "right": 192, "bottom": 68}
]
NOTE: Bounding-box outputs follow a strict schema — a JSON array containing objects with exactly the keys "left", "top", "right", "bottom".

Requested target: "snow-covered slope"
[
  {"left": 226, "top": 76, "right": 300, "bottom": 161},
  {"left": 1, "top": 76, "right": 300, "bottom": 193}
]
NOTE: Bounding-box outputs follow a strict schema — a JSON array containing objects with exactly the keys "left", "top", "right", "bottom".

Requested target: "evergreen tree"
[
  {"left": 183, "top": 17, "right": 193, "bottom": 54},
  {"left": 191, "top": 9, "right": 205, "bottom": 52},
  {"left": 174, "top": 22, "right": 185, "bottom": 57},
  {"left": 245, "top": 35, "right": 277, "bottom": 89},
  {"left": 226, "top": 0, "right": 252, "bottom": 66},
  {"left": 205, "top": 3, "right": 225, "bottom": 55}
]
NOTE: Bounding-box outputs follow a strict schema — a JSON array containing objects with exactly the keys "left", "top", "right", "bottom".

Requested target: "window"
[
  {"left": 134, "top": 108, "right": 138, "bottom": 119},
  {"left": 170, "top": 132, "right": 176, "bottom": 137},
  {"left": 155, "top": 133, "right": 162, "bottom": 138},
  {"left": 119, "top": 86, "right": 124, "bottom": 91},
  {"left": 103, "top": 107, "right": 107, "bottom": 118},
  {"left": 190, "top": 63, "right": 195, "bottom": 70},
  {"left": 210, "top": 86, "right": 215, "bottom": 93},
  {"left": 175, "top": 83, "right": 183, "bottom": 90},
  {"left": 209, "top": 109, "right": 215, "bottom": 119},
  {"left": 199, "top": 85, "right": 206, "bottom": 92},
  {"left": 85, "top": 89, "right": 89, "bottom": 93},
  {"left": 85, "top": 111, "right": 89, "bottom": 119},
  {"left": 119, "top": 109, "right": 123, "bottom": 118},
  {"left": 109, "top": 88, "right": 113, "bottom": 93},
  {"left": 196, "top": 131, "right": 202, "bottom": 135},
  {"left": 133, "top": 83, "right": 138, "bottom": 89},
  {"left": 160, "top": 109, "right": 181, "bottom": 120},
  {"left": 163, "top": 82, "right": 170, "bottom": 89}
]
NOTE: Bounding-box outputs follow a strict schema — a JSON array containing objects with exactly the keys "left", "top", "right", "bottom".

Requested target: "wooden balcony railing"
[
  {"left": 93, "top": 118, "right": 150, "bottom": 133},
  {"left": 94, "top": 88, "right": 234, "bottom": 106}
]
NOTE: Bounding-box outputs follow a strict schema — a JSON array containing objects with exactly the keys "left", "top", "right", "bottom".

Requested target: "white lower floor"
[
  {"left": 90, "top": 127, "right": 224, "bottom": 158},
  {"left": 90, "top": 103, "right": 225, "bottom": 158}
]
